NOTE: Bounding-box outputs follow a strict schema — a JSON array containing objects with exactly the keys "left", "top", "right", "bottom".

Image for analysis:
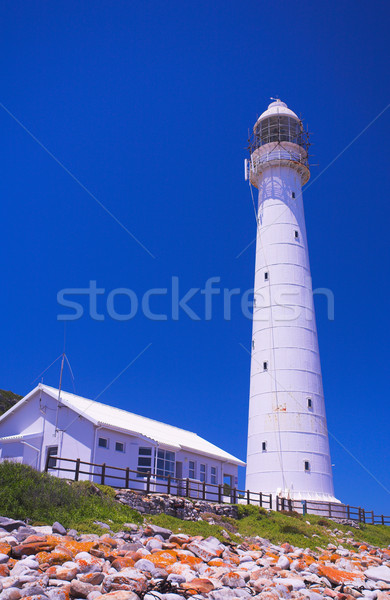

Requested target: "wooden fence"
[{"left": 45, "top": 455, "right": 390, "bottom": 526}]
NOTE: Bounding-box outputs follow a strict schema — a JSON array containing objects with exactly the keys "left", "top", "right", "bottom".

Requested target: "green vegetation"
[
  {"left": 0, "top": 389, "right": 22, "bottom": 416},
  {"left": 0, "top": 461, "right": 142, "bottom": 534},
  {"left": 150, "top": 504, "right": 390, "bottom": 551},
  {"left": 1, "top": 462, "right": 389, "bottom": 547}
]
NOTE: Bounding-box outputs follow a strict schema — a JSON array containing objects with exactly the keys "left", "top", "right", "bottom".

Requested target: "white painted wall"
[
  {"left": 0, "top": 390, "right": 239, "bottom": 499},
  {"left": 245, "top": 111, "right": 336, "bottom": 502}
]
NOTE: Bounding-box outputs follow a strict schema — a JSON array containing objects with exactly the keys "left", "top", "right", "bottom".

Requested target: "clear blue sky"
[{"left": 1, "top": 1, "right": 389, "bottom": 514}]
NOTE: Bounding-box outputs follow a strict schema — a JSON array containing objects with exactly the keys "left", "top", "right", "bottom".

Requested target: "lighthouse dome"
[{"left": 255, "top": 99, "right": 299, "bottom": 126}]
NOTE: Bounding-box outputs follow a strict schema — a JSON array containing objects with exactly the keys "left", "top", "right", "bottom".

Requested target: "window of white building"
[
  {"left": 210, "top": 466, "right": 217, "bottom": 484},
  {"left": 157, "top": 449, "right": 175, "bottom": 478},
  {"left": 137, "top": 447, "right": 152, "bottom": 477},
  {"left": 98, "top": 437, "right": 108, "bottom": 448},
  {"left": 115, "top": 441, "right": 125, "bottom": 452},
  {"left": 189, "top": 460, "right": 196, "bottom": 479},
  {"left": 304, "top": 460, "right": 310, "bottom": 472},
  {"left": 47, "top": 446, "right": 58, "bottom": 468},
  {"left": 307, "top": 398, "right": 312, "bottom": 409},
  {"left": 200, "top": 463, "right": 206, "bottom": 482}
]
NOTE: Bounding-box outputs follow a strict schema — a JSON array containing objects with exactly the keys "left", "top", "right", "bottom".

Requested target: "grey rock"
[
  {"left": 52, "top": 522, "right": 67, "bottom": 536},
  {"left": 69, "top": 580, "right": 97, "bottom": 599},
  {"left": 134, "top": 559, "right": 155, "bottom": 573},
  {"left": 0, "top": 553, "right": 9, "bottom": 564},
  {"left": 364, "top": 566, "right": 390, "bottom": 584},
  {"left": 0, "top": 519, "right": 25, "bottom": 533},
  {"left": 361, "top": 591, "right": 378, "bottom": 599},
  {"left": 273, "top": 577, "right": 306, "bottom": 591},
  {"left": 86, "top": 593, "right": 102, "bottom": 600},
  {"left": 20, "top": 587, "right": 46, "bottom": 597},
  {"left": 167, "top": 574, "right": 186, "bottom": 585},
  {"left": 67, "top": 530, "right": 78, "bottom": 538},
  {"left": 277, "top": 555, "right": 290, "bottom": 570},
  {"left": 208, "top": 590, "right": 251, "bottom": 600},
  {"left": 161, "top": 595, "right": 184, "bottom": 600},
  {"left": 144, "top": 524, "right": 172, "bottom": 539},
  {"left": 46, "top": 591, "right": 68, "bottom": 600},
  {"left": 146, "top": 539, "right": 163, "bottom": 551},
  {"left": 0, "top": 588, "right": 22, "bottom": 600}
]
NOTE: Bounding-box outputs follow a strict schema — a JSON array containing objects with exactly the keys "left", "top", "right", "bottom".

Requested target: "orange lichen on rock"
[
  {"left": 0, "top": 542, "right": 11, "bottom": 556},
  {"left": 147, "top": 550, "right": 178, "bottom": 568},
  {"left": 303, "top": 554, "right": 317, "bottom": 566},
  {"left": 0, "top": 564, "right": 10, "bottom": 577},
  {"left": 181, "top": 578, "right": 214, "bottom": 595},
  {"left": 111, "top": 557, "right": 136, "bottom": 571},
  {"left": 317, "top": 565, "right": 364, "bottom": 586},
  {"left": 178, "top": 555, "right": 203, "bottom": 568},
  {"left": 208, "top": 558, "right": 227, "bottom": 567}
]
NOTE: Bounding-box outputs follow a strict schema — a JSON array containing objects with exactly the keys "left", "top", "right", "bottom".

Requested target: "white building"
[
  {"left": 0, "top": 383, "right": 244, "bottom": 497},
  {"left": 245, "top": 100, "right": 338, "bottom": 502}
]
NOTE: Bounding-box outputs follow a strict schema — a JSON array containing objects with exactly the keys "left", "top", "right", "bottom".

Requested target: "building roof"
[
  {"left": 255, "top": 99, "right": 299, "bottom": 126},
  {"left": 21, "top": 384, "right": 244, "bottom": 466}
]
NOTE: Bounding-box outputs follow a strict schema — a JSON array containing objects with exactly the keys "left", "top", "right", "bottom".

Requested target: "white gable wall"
[{"left": 0, "top": 388, "right": 242, "bottom": 499}]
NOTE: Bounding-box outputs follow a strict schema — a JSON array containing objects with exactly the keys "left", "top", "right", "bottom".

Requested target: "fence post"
[
  {"left": 382, "top": 515, "right": 384, "bottom": 525},
  {"left": 101, "top": 463, "right": 106, "bottom": 486},
  {"left": 186, "top": 478, "right": 190, "bottom": 498},
  {"left": 247, "top": 490, "right": 250, "bottom": 505},
  {"left": 218, "top": 484, "right": 222, "bottom": 503},
  {"left": 358, "top": 507, "right": 362, "bottom": 522},
  {"left": 362, "top": 508, "right": 366, "bottom": 523},
  {"left": 328, "top": 502, "right": 332, "bottom": 517},
  {"left": 74, "top": 458, "right": 80, "bottom": 481},
  {"left": 269, "top": 494, "right": 272, "bottom": 510},
  {"left": 167, "top": 475, "right": 171, "bottom": 495},
  {"left": 276, "top": 496, "right": 279, "bottom": 512},
  {"left": 146, "top": 472, "right": 151, "bottom": 493},
  {"left": 232, "top": 487, "right": 237, "bottom": 504},
  {"left": 288, "top": 499, "right": 292, "bottom": 512},
  {"left": 260, "top": 492, "right": 263, "bottom": 507},
  {"left": 125, "top": 467, "right": 130, "bottom": 489},
  {"left": 202, "top": 481, "right": 206, "bottom": 500},
  {"left": 347, "top": 505, "right": 350, "bottom": 519}
]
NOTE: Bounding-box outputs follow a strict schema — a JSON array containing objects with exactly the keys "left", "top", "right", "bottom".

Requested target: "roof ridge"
[{"left": 41, "top": 384, "right": 201, "bottom": 437}]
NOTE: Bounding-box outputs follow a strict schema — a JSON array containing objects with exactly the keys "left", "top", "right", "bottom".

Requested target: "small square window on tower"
[
  {"left": 294, "top": 230, "right": 299, "bottom": 239},
  {"left": 252, "top": 339, "right": 255, "bottom": 350},
  {"left": 263, "top": 361, "right": 268, "bottom": 371},
  {"left": 292, "top": 192, "right": 296, "bottom": 199},
  {"left": 264, "top": 271, "right": 269, "bottom": 281},
  {"left": 304, "top": 461, "right": 310, "bottom": 472},
  {"left": 307, "top": 398, "right": 312, "bottom": 409},
  {"left": 262, "top": 441, "right": 267, "bottom": 451}
]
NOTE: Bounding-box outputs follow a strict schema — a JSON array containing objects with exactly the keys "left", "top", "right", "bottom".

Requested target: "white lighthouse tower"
[{"left": 245, "top": 99, "right": 337, "bottom": 502}]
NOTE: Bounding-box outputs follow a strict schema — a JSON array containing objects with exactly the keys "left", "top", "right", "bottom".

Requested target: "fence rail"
[{"left": 44, "top": 455, "right": 390, "bottom": 526}]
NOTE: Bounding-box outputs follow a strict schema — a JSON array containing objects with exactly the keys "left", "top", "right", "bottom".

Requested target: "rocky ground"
[{"left": 0, "top": 516, "right": 389, "bottom": 600}]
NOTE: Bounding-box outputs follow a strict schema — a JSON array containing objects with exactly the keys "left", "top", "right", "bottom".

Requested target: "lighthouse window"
[
  {"left": 294, "top": 230, "right": 299, "bottom": 239},
  {"left": 252, "top": 340, "right": 255, "bottom": 350},
  {"left": 304, "top": 461, "right": 310, "bottom": 472},
  {"left": 292, "top": 192, "right": 296, "bottom": 199},
  {"left": 263, "top": 361, "right": 268, "bottom": 371},
  {"left": 307, "top": 398, "right": 312, "bottom": 409},
  {"left": 262, "top": 441, "right": 267, "bottom": 451},
  {"left": 264, "top": 272, "right": 269, "bottom": 281}
]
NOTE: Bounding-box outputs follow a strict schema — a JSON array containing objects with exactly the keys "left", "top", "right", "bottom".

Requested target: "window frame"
[
  {"left": 156, "top": 449, "right": 175, "bottom": 479},
  {"left": 98, "top": 437, "right": 109, "bottom": 449},
  {"left": 199, "top": 463, "right": 207, "bottom": 483},
  {"left": 307, "top": 398, "right": 313, "bottom": 409},
  {"left": 137, "top": 446, "right": 152, "bottom": 477},
  {"left": 263, "top": 361, "right": 268, "bottom": 371},
  {"left": 304, "top": 460, "right": 310, "bottom": 472},
  {"left": 262, "top": 441, "right": 267, "bottom": 452},
  {"left": 47, "top": 446, "right": 58, "bottom": 469},
  {"left": 115, "top": 441, "right": 125, "bottom": 453},
  {"left": 210, "top": 466, "right": 217, "bottom": 485},
  {"left": 189, "top": 460, "right": 196, "bottom": 479}
]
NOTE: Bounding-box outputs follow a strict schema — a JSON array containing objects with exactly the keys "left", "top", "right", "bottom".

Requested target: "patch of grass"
[
  {"left": 147, "top": 513, "right": 240, "bottom": 543},
  {"left": 0, "top": 461, "right": 142, "bottom": 533}
]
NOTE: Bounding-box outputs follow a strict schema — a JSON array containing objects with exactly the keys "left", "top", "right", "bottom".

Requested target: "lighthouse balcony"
[{"left": 247, "top": 142, "right": 310, "bottom": 186}]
